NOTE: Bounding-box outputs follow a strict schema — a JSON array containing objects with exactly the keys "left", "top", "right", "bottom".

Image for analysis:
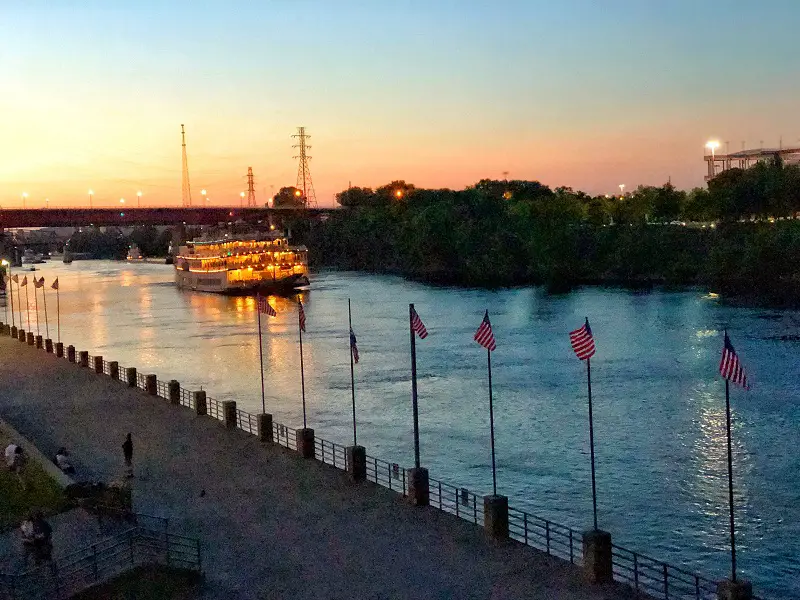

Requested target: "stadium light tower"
[{"left": 706, "top": 140, "right": 721, "bottom": 177}]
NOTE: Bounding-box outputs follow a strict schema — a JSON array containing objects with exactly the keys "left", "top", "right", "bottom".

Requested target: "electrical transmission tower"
[
  {"left": 292, "top": 126, "right": 317, "bottom": 208},
  {"left": 246, "top": 166, "right": 256, "bottom": 207},
  {"left": 181, "top": 124, "right": 192, "bottom": 207}
]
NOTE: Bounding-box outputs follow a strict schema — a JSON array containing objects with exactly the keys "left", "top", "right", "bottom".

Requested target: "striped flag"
[
  {"left": 257, "top": 296, "right": 276, "bottom": 317},
  {"left": 298, "top": 301, "right": 306, "bottom": 332},
  {"left": 51, "top": 277, "right": 59, "bottom": 290},
  {"left": 569, "top": 318, "right": 596, "bottom": 360},
  {"left": 720, "top": 332, "right": 750, "bottom": 390},
  {"left": 410, "top": 306, "right": 428, "bottom": 339},
  {"left": 350, "top": 327, "right": 359, "bottom": 363},
  {"left": 473, "top": 310, "right": 496, "bottom": 351}
]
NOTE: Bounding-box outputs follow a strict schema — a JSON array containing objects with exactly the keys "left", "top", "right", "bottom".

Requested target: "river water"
[{"left": 4, "top": 261, "right": 798, "bottom": 598}]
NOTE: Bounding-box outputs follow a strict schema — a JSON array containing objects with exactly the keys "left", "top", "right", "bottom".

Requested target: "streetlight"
[
  {"left": 45, "top": 198, "right": 49, "bottom": 209},
  {"left": 137, "top": 191, "right": 142, "bottom": 208},
  {"left": 706, "top": 140, "right": 720, "bottom": 177},
  {"left": 88, "top": 189, "right": 94, "bottom": 208},
  {"left": 120, "top": 198, "right": 125, "bottom": 205},
  {"left": 21, "top": 192, "right": 28, "bottom": 208},
  {"left": 240, "top": 191, "right": 245, "bottom": 207},
  {"left": 619, "top": 184, "right": 625, "bottom": 197}
]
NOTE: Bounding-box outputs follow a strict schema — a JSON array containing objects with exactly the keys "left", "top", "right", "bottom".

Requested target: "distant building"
[{"left": 705, "top": 146, "right": 800, "bottom": 181}]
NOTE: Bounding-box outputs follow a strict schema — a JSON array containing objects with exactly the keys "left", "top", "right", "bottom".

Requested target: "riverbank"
[{"left": 0, "top": 336, "right": 639, "bottom": 600}]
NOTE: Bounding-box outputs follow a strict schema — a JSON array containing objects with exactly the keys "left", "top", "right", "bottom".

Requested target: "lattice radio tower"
[
  {"left": 292, "top": 126, "right": 317, "bottom": 207},
  {"left": 246, "top": 166, "right": 257, "bottom": 207},
  {"left": 181, "top": 124, "right": 192, "bottom": 207}
]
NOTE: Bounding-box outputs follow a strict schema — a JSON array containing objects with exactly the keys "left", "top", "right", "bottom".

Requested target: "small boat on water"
[
  {"left": 174, "top": 231, "right": 309, "bottom": 295},
  {"left": 126, "top": 244, "right": 144, "bottom": 261},
  {"left": 21, "top": 249, "right": 45, "bottom": 265}
]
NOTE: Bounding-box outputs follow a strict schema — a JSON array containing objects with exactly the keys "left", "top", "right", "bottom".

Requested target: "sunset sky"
[{"left": 1, "top": 0, "right": 799, "bottom": 208}]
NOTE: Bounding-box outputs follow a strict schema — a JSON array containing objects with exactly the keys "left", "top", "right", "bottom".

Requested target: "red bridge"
[{"left": 0, "top": 207, "right": 336, "bottom": 229}]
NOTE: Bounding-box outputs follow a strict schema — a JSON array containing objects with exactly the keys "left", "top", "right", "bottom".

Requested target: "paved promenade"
[{"left": 0, "top": 337, "right": 639, "bottom": 600}]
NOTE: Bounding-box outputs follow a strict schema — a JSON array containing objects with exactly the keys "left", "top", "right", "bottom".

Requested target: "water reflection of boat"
[{"left": 174, "top": 231, "right": 309, "bottom": 295}]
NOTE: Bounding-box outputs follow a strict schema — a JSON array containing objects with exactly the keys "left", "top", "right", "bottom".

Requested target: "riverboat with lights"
[{"left": 173, "top": 232, "right": 309, "bottom": 294}]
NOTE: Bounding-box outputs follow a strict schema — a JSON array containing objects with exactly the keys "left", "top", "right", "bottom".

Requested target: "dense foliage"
[
  {"left": 308, "top": 159, "right": 800, "bottom": 305},
  {"left": 66, "top": 226, "right": 172, "bottom": 259}
]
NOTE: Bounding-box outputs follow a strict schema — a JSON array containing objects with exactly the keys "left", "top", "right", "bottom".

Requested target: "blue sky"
[{"left": 1, "top": 0, "right": 798, "bottom": 206}]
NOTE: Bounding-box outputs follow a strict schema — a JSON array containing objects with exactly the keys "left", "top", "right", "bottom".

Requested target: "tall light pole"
[
  {"left": 21, "top": 192, "right": 28, "bottom": 209},
  {"left": 240, "top": 191, "right": 245, "bottom": 207},
  {"left": 137, "top": 190, "right": 142, "bottom": 208},
  {"left": 706, "top": 140, "right": 721, "bottom": 177},
  {"left": 201, "top": 189, "right": 207, "bottom": 207},
  {"left": 619, "top": 184, "right": 625, "bottom": 197},
  {"left": 88, "top": 189, "right": 94, "bottom": 208},
  {"left": 45, "top": 198, "right": 49, "bottom": 209},
  {"left": 120, "top": 198, "right": 125, "bottom": 206}
]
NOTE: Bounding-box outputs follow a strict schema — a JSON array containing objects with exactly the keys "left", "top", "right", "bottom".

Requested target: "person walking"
[{"left": 122, "top": 433, "right": 133, "bottom": 478}]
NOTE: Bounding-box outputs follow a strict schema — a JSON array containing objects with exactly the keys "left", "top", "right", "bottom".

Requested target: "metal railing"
[
  {"left": 509, "top": 508, "right": 580, "bottom": 565},
  {"left": 179, "top": 388, "right": 194, "bottom": 409},
  {"left": 365, "top": 455, "right": 405, "bottom": 495},
  {"left": 236, "top": 410, "right": 258, "bottom": 435},
  {"left": 314, "top": 438, "right": 348, "bottom": 470},
  {"left": 136, "top": 372, "right": 147, "bottom": 391},
  {"left": 429, "top": 478, "right": 483, "bottom": 526},
  {"left": 206, "top": 397, "right": 223, "bottom": 421},
  {"left": 156, "top": 380, "right": 169, "bottom": 399},
  {"left": 0, "top": 526, "right": 201, "bottom": 600}
]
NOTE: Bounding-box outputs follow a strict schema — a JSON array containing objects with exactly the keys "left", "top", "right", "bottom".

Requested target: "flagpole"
[
  {"left": 409, "top": 303, "right": 421, "bottom": 469},
  {"left": 487, "top": 348, "right": 497, "bottom": 497},
  {"left": 24, "top": 282, "right": 30, "bottom": 332},
  {"left": 33, "top": 282, "right": 40, "bottom": 336},
  {"left": 724, "top": 378, "right": 738, "bottom": 582},
  {"left": 16, "top": 281, "right": 23, "bottom": 329},
  {"left": 587, "top": 357, "right": 598, "bottom": 531},
  {"left": 56, "top": 283, "right": 60, "bottom": 343},
  {"left": 348, "top": 298, "right": 357, "bottom": 446},
  {"left": 8, "top": 272, "right": 14, "bottom": 328},
  {"left": 257, "top": 296, "right": 266, "bottom": 414},
  {"left": 299, "top": 307, "right": 307, "bottom": 429},
  {"left": 42, "top": 282, "right": 49, "bottom": 339}
]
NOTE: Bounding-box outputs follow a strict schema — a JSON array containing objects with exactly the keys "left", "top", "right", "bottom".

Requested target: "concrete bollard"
[
  {"left": 484, "top": 495, "right": 510, "bottom": 540},
  {"left": 296, "top": 427, "right": 315, "bottom": 459},
  {"left": 3, "top": 324, "right": 8, "bottom": 335},
  {"left": 109, "top": 361, "right": 119, "bottom": 380},
  {"left": 35, "top": 335, "right": 43, "bottom": 349},
  {"left": 10, "top": 326, "right": 17, "bottom": 338},
  {"left": 717, "top": 580, "right": 753, "bottom": 600},
  {"left": 56, "top": 342, "right": 64, "bottom": 357},
  {"left": 257, "top": 413, "right": 273, "bottom": 442},
  {"left": 125, "top": 367, "right": 137, "bottom": 387},
  {"left": 193, "top": 390, "right": 207, "bottom": 416},
  {"left": 78, "top": 351, "right": 89, "bottom": 367},
  {"left": 146, "top": 374, "right": 157, "bottom": 395},
  {"left": 407, "top": 467, "right": 430, "bottom": 506},
  {"left": 583, "top": 529, "right": 613, "bottom": 584},
  {"left": 93, "top": 355, "right": 103, "bottom": 374},
  {"left": 168, "top": 380, "right": 180, "bottom": 405},
  {"left": 26, "top": 332, "right": 34, "bottom": 345},
  {"left": 346, "top": 445, "right": 367, "bottom": 482},
  {"left": 67, "top": 345, "right": 76, "bottom": 362},
  {"left": 222, "top": 400, "right": 237, "bottom": 429},
  {"left": 45, "top": 338, "right": 53, "bottom": 353},
  {"left": 18, "top": 328, "right": 25, "bottom": 342}
]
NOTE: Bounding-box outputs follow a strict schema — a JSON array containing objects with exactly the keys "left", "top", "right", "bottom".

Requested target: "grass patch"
[
  {"left": 72, "top": 565, "right": 203, "bottom": 600},
  {"left": 0, "top": 434, "right": 70, "bottom": 530}
]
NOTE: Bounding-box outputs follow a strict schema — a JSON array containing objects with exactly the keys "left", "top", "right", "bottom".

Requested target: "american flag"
[
  {"left": 411, "top": 306, "right": 428, "bottom": 339},
  {"left": 257, "top": 296, "right": 276, "bottom": 317},
  {"left": 720, "top": 332, "right": 750, "bottom": 390},
  {"left": 473, "top": 310, "right": 496, "bottom": 351},
  {"left": 298, "top": 301, "right": 306, "bottom": 332},
  {"left": 350, "top": 327, "right": 359, "bottom": 363},
  {"left": 569, "top": 318, "right": 596, "bottom": 360}
]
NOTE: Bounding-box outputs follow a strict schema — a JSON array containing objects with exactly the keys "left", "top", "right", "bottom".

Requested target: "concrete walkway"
[{"left": 0, "top": 337, "right": 639, "bottom": 600}]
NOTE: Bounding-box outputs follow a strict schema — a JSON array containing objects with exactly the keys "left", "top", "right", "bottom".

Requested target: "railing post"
[
  {"left": 634, "top": 553, "right": 639, "bottom": 591},
  {"left": 222, "top": 401, "right": 237, "bottom": 428},
  {"left": 483, "top": 494, "right": 509, "bottom": 540},
  {"left": 257, "top": 413, "right": 273, "bottom": 442},
  {"left": 569, "top": 530, "right": 574, "bottom": 563},
  {"left": 35, "top": 334, "right": 43, "bottom": 349},
  {"left": 407, "top": 467, "right": 429, "bottom": 506},
  {"left": 79, "top": 350, "right": 89, "bottom": 367},
  {"left": 56, "top": 341, "right": 64, "bottom": 357},
  {"left": 145, "top": 374, "right": 157, "bottom": 395},
  {"left": 664, "top": 563, "right": 669, "bottom": 599},
  {"left": 45, "top": 338, "right": 53, "bottom": 353},
  {"left": 125, "top": 367, "right": 137, "bottom": 387},
  {"left": 582, "top": 529, "right": 613, "bottom": 584},
  {"left": 26, "top": 331, "right": 34, "bottom": 346},
  {"left": 93, "top": 355, "right": 103, "bottom": 374},
  {"left": 67, "top": 344, "right": 76, "bottom": 361},
  {"left": 523, "top": 513, "right": 528, "bottom": 545},
  {"left": 296, "top": 427, "right": 315, "bottom": 459},
  {"left": 546, "top": 520, "right": 551, "bottom": 553},
  {"left": 168, "top": 380, "right": 181, "bottom": 405},
  {"left": 346, "top": 445, "right": 366, "bottom": 482},
  {"left": 717, "top": 579, "right": 753, "bottom": 600},
  {"left": 193, "top": 390, "right": 207, "bottom": 416},
  {"left": 109, "top": 360, "right": 119, "bottom": 379}
]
